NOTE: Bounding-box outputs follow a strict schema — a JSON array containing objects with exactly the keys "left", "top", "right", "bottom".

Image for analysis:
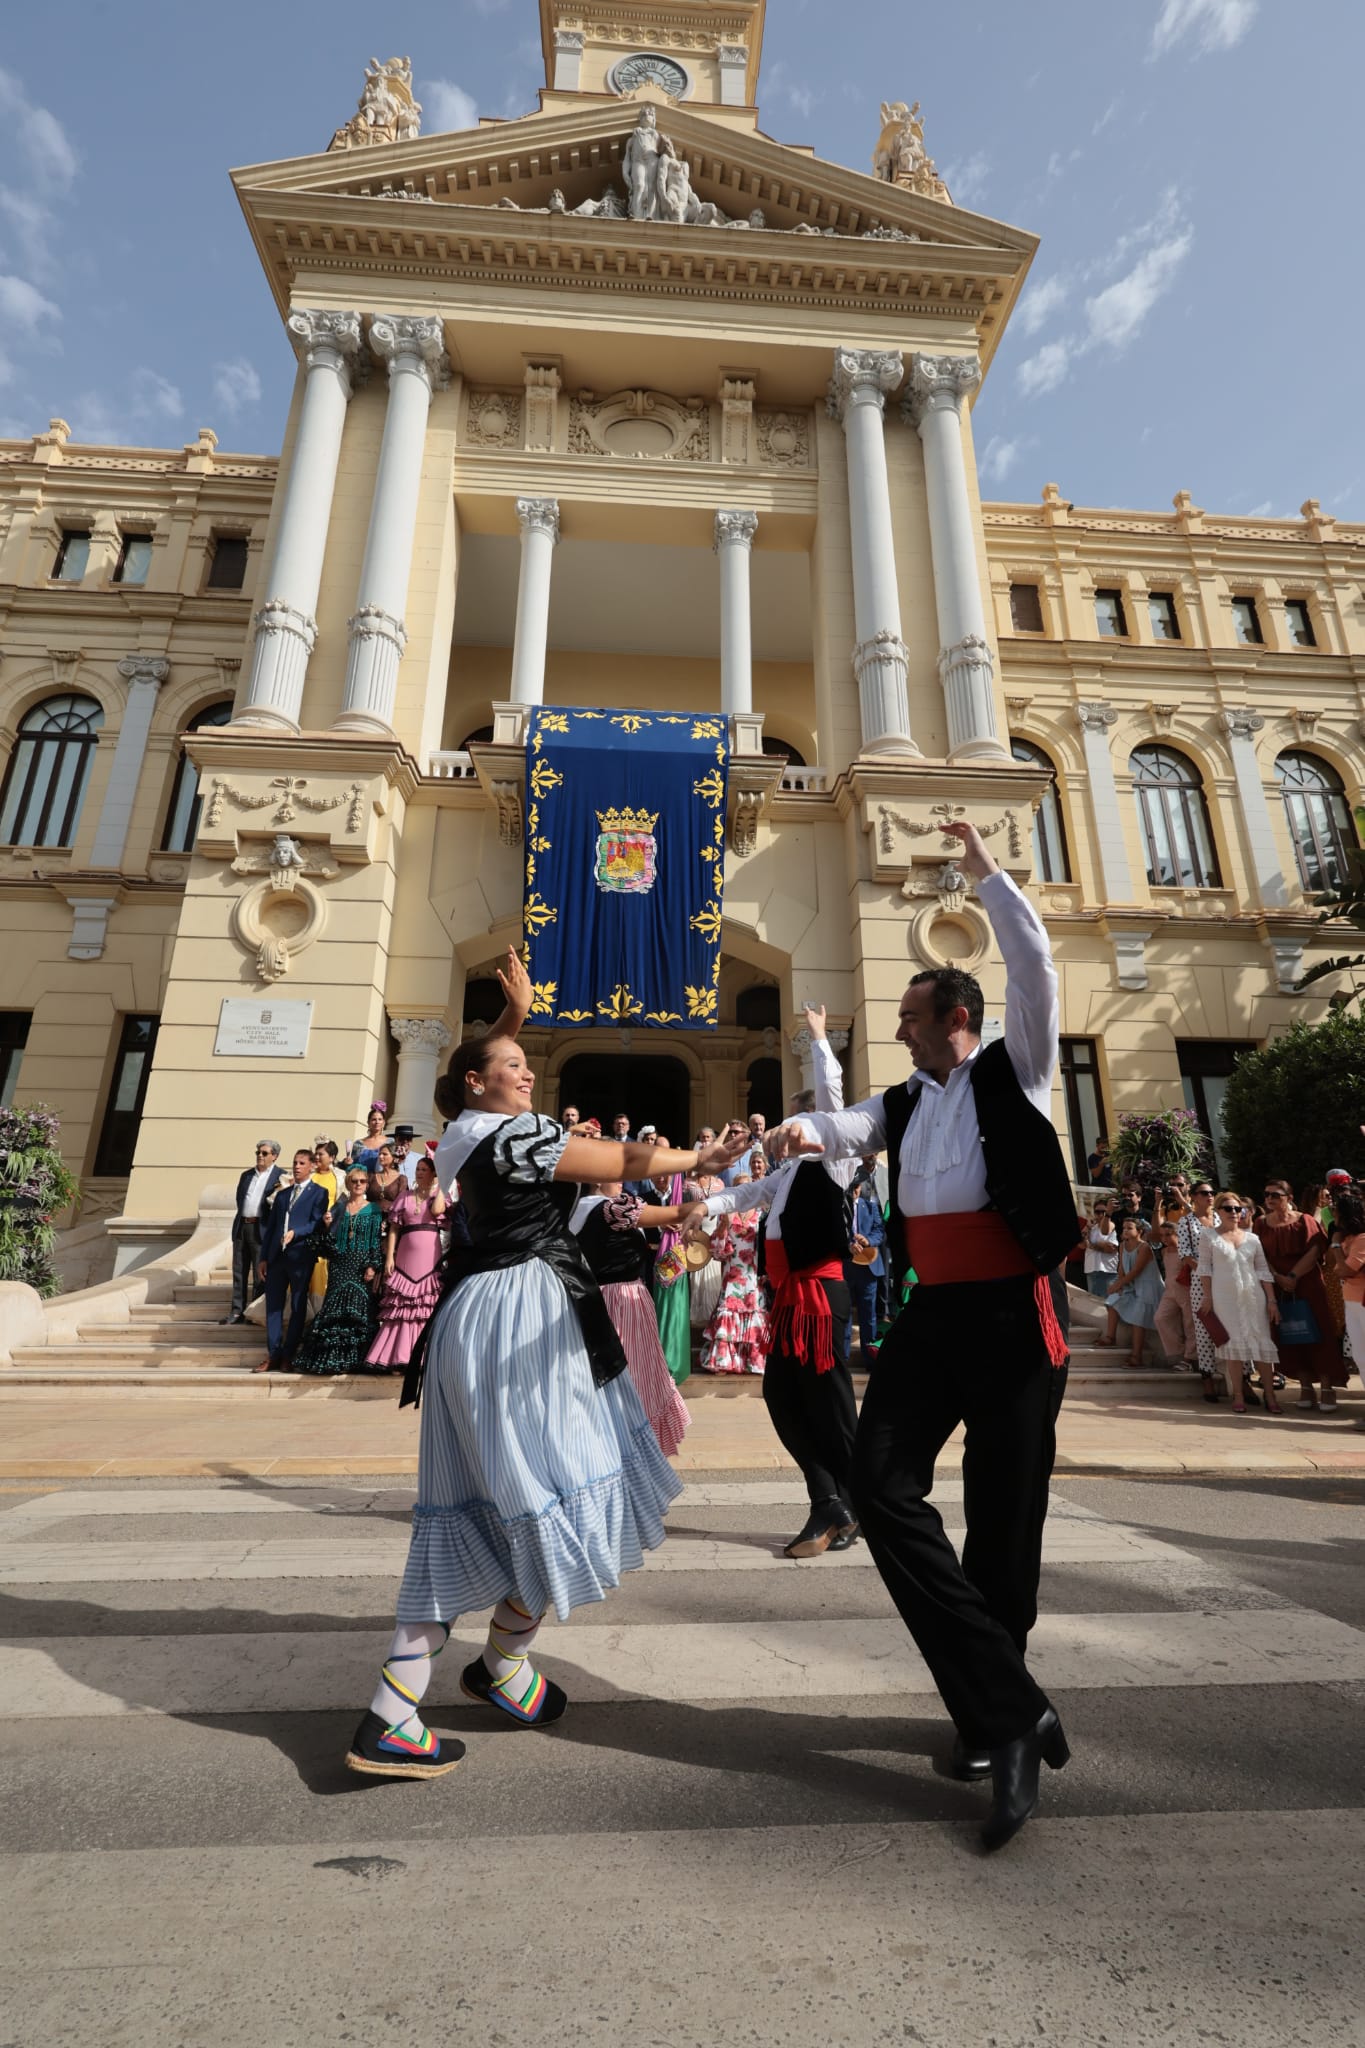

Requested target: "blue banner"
[{"left": 522, "top": 707, "right": 728, "bottom": 1028}]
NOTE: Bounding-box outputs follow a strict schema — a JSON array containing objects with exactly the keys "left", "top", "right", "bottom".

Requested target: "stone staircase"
[{"left": 2, "top": 1269, "right": 1204, "bottom": 1402}]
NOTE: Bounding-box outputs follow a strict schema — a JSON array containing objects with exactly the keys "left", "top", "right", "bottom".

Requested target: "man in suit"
[
  {"left": 254, "top": 1149, "right": 328, "bottom": 1371},
  {"left": 223, "top": 1139, "right": 283, "bottom": 1325},
  {"left": 843, "top": 1163, "right": 887, "bottom": 1367}
]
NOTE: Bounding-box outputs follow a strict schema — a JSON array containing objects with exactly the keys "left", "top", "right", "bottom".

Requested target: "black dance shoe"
[
  {"left": 980, "top": 1707, "right": 1070, "bottom": 1852},
  {"left": 343, "top": 1710, "right": 464, "bottom": 1780},
  {"left": 784, "top": 1512, "right": 839, "bottom": 1558},
  {"left": 459, "top": 1656, "right": 568, "bottom": 1727},
  {"left": 950, "top": 1733, "right": 992, "bottom": 1781},
  {"left": 828, "top": 1521, "right": 860, "bottom": 1553}
]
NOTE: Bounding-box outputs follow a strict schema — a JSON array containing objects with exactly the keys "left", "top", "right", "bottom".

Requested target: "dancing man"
[
  {"left": 704, "top": 1004, "right": 862, "bottom": 1558},
  {"left": 344, "top": 1030, "right": 744, "bottom": 1780},
  {"left": 764, "top": 820, "right": 1075, "bottom": 1850}
]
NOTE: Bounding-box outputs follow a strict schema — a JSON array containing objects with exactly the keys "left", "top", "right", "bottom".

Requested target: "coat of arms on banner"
[{"left": 595, "top": 807, "right": 659, "bottom": 895}]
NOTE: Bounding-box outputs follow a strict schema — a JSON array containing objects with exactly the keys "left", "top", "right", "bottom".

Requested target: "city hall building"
[{"left": 1, "top": 0, "right": 1362, "bottom": 1261}]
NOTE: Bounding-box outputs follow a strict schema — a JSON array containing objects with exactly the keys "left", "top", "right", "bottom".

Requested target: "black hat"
[{"left": 393, "top": 1124, "right": 415, "bottom": 1141}]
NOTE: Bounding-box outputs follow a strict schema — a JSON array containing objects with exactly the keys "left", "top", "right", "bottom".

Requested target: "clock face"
[{"left": 610, "top": 52, "right": 689, "bottom": 98}]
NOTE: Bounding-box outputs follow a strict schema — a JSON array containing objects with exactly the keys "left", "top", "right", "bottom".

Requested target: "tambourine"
[
  {"left": 850, "top": 1240, "right": 879, "bottom": 1265},
  {"left": 683, "top": 1236, "right": 715, "bottom": 1272}
]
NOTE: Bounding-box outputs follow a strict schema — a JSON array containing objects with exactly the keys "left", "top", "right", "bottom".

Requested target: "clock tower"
[{"left": 539, "top": 0, "right": 765, "bottom": 114}]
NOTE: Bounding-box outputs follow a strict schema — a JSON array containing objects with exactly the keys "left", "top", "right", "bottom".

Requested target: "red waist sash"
[
  {"left": 902, "top": 1213, "right": 1069, "bottom": 1368},
  {"left": 765, "top": 1238, "right": 843, "bottom": 1374}
]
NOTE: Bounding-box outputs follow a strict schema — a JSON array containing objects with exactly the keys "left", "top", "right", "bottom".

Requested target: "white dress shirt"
[
  {"left": 791, "top": 871, "right": 1059, "bottom": 1219},
  {"left": 241, "top": 1166, "right": 273, "bottom": 1219},
  {"left": 705, "top": 1036, "right": 858, "bottom": 1239}
]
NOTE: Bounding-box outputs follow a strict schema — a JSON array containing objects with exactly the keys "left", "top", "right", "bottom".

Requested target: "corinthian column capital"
[
  {"left": 826, "top": 347, "right": 904, "bottom": 425},
  {"left": 287, "top": 309, "right": 364, "bottom": 393},
  {"left": 713, "top": 508, "right": 758, "bottom": 552},
  {"left": 390, "top": 1016, "right": 453, "bottom": 1053},
  {"left": 516, "top": 496, "right": 561, "bottom": 544},
  {"left": 369, "top": 314, "right": 451, "bottom": 392},
  {"left": 902, "top": 352, "right": 982, "bottom": 428}
]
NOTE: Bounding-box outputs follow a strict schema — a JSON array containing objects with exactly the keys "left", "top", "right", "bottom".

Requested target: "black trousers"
[
  {"left": 762, "top": 1277, "right": 857, "bottom": 1512},
  {"left": 851, "top": 1272, "right": 1068, "bottom": 1751},
  {"left": 230, "top": 1217, "right": 264, "bottom": 1319}
]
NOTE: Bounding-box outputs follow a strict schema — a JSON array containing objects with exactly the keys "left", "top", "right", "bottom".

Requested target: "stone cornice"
[{"left": 184, "top": 729, "right": 422, "bottom": 804}]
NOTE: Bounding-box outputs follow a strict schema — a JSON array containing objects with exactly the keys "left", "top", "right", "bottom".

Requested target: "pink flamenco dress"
[
  {"left": 699, "top": 1210, "right": 769, "bottom": 1374},
  {"left": 365, "top": 1189, "right": 445, "bottom": 1373}
]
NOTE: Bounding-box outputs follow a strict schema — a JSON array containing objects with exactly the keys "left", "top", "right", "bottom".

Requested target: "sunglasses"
[
  {"left": 256, "top": 1147, "right": 274, "bottom": 1156},
  {"left": 1216, "top": 1202, "right": 1241, "bottom": 1213},
  {"left": 1262, "top": 1190, "right": 1286, "bottom": 1200}
]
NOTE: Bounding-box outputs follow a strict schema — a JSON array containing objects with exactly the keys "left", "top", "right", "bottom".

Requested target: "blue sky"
[{"left": 1, "top": 0, "right": 1360, "bottom": 518}]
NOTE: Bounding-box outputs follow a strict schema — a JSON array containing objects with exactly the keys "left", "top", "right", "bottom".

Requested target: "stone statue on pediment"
[
  {"left": 873, "top": 99, "right": 951, "bottom": 202},
  {"left": 329, "top": 56, "right": 422, "bottom": 152},
  {"left": 623, "top": 105, "right": 669, "bottom": 218}
]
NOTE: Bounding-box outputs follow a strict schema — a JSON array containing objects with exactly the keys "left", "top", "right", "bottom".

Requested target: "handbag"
[
  {"left": 1195, "top": 1301, "right": 1230, "bottom": 1347},
  {"left": 1276, "top": 1295, "right": 1321, "bottom": 1346}
]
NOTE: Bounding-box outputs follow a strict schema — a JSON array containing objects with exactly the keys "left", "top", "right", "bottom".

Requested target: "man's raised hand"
[
  {"left": 763, "top": 1118, "right": 827, "bottom": 1162},
  {"left": 940, "top": 818, "right": 1000, "bottom": 882},
  {"left": 802, "top": 1001, "right": 828, "bottom": 1042}
]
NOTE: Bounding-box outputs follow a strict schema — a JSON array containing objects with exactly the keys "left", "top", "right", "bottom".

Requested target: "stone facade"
[{"left": 1, "top": 0, "right": 1362, "bottom": 1223}]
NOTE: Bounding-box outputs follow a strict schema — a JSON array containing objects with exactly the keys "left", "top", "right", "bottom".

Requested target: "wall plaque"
[{"left": 214, "top": 998, "right": 314, "bottom": 1059}]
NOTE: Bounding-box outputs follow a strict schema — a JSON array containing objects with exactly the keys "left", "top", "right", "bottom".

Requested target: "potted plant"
[
  {"left": 0, "top": 1103, "right": 80, "bottom": 1298},
  {"left": 1107, "top": 1107, "right": 1212, "bottom": 1195}
]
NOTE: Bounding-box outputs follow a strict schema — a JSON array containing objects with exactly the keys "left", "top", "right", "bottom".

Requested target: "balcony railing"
[
  {"left": 428, "top": 750, "right": 478, "bottom": 780},
  {"left": 779, "top": 766, "right": 827, "bottom": 793}
]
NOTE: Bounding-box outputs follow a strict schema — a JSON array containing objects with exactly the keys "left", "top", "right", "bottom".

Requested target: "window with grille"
[
  {"left": 1275, "top": 749, "right": 1356, "bottom": 895},
  {"left": 1130, "top": 744, "right": 1221, "bottom": 889},
  {"left": 1148, "top": 592, "right": 1180, "bottom": 640},
  {"left": 161, "top": 700, "right": 234, "bottom": 853},
  {"left": 93, "top": 1015, "right": 159, "bottom": 1177},
  {"left": 0, "top": 694, "right": 105, "bottom": 849},
  {"left": 1094, "top": 588, "right": 1127, "bottom": 637},
  {"left": 1009, "top": 583, "right": 1044, "bottom": 633},
  {"left": 1011, "top": 738, "right": 1070, "bottom": 882}
]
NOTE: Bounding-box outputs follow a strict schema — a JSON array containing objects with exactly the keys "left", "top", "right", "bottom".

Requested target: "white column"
[
  {"left": 336, "top": 315, "right": 451, "bottom": 736},
  {"left": 509, "top": 498, "right": 561, "bottom": 707},
  {"left": 826, "top": 347, "right": 919, "bottom": 757},
  {"left": 1220, "top": 708, "right": 1288, "bottom": 908},
  {"left": 89, "top": 655, "right": 170, "bottom": 868},
  {"left": 1075, "top": 701, "right": 1134, "bottom": 900},
  {"left": 714, "top": 509, "right": 757, "bottom": 716},
  {"left": 239, "top": 311, "right": 362, "bottom": 731},
  {"left": 389, "top": 1017, "right": 452, "bottom": 1139},
  {"left": 903, "top": 353, "right": 1007, "bottom": 764}
]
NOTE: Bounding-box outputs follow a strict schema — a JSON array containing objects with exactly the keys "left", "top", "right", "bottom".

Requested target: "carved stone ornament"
[
  {"left": 713, "top": 509, "right": 758, "bottom": 552},
  {"left": 902, "top": 353, "right": 982, "bottom": 427},
  {"left": 621, "top": 107, "right": 736, "bottom": 226},
  {"left": 390, "top": 1016, "right": 453, "bottom": 1054},
  {"left": 1218, "top": 707, "right": 1263, "bottom": 742},
  {"left": 1112, "top": 931, "right": 1152, "bottom": 993},
  {"left": 754, "top": 408, "right": 810, "bottom": 467},
  {"left": 328, "top": 55, "right": 422, "bottom": 152},
  {"left": 731, "top": 789, "right": 763, "bottom": 856},
  {"left": 827, "top": 348, "right": 904, "bottom": 424},
  {"left": 872, "top": 101, "right": 952, "bottom": 203},
  {"left": 369, "top": 315, "right": 451, "bottom": 393},
  {"left": 901, "top": 860, "right": 971, "bottom": 912},
  {"left": 287, "top": 310, "right": 364, "bottom": 392},
  {"left": 204, "top": 774, "right": 366, "bottom": 836},
  {"left": 492, "top": 781, "right": 523, "bottom": 849},
  {"left": 465, "top": 390, "right": 523, "bottom": 448},
  {"left": 1269, "top": 936, "right": 1306, "bottom": 994},
  {"left": 116, "top": 654, "right": 170, "bottom": 690},
  {"left": 1147, "top": 702, "right": 1178, "bottom": 735},
  {"left": 228, "top": 837, "right": 338, "bottom": 983},
  {"left": 515, "top": 496, "right": 561, "bottom": 543},
  {"left": 1291, "top": 708, "right": 1322, "bottom": 741},
  {"left": 568, "top": 389, "right": 710, "bottom": 463},
  {"left": 1076, "top": 700, "right": 1119, "bottom": 734},
  {"left": 877, "top": 802, "right": 1023, "bottom": 864}
]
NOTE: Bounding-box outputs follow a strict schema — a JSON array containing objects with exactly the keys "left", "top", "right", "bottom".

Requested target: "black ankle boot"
[
  {"left": 981, "top": 1707, "right": 1070, "bottom": 1851},
  {"left": 950, "top": 1732, "right": 991, "bottom": 1780}
]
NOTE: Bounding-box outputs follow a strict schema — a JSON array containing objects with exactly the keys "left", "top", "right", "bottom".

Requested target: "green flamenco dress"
[
  {"left": 297, "top": 1201, "right": 383, "bottom": 1376},
  {"left": 650, "top": 1171, "right": 692, "bottom": 1386}
]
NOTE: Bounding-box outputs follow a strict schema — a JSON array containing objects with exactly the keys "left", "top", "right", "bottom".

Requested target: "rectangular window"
[
  {"left": 1058, "top": 1037, "right": 1105, "bottom": 1183},
  {"left": 1009, "top": 582, "right": 1045, "bottom": 633},
  {"left": 204, "top": 535, "right": 249, "bottom": 591},
  {"left": 52, "top": 530, "right": 91, "bottom": 582},
  {"left": 1148, "top": 592, "right": 1180, "bottom": 640},
  {"left": 1284, "top": 599, "right": 1316, "bottom": 649},
  {"left": 1176, "top": 1041, "right": 1255, "bottom": 1185},
  {"left": 0, "top": 1011, "right": 30, "bottom": 1106},
  {"left": 93, "top": 1014, "right": 159, "bottom": 1178},
  {"left": 1231, "top": 596, "right": 1263, "bottom": 645},
  {"left": 1094, "top": 588, "right": 1127, "bottom": 637},
  {"left": 113, "top": 535, "right": 153, "bottom": 586}
]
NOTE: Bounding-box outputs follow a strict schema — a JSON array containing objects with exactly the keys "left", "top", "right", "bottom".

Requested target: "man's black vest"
[
  {"left": 882, "top": 1038, "right": 1076, "bottom": 1291},
  {"left": 757, "top": 1159, "right": 853, "bottom": 1276}
]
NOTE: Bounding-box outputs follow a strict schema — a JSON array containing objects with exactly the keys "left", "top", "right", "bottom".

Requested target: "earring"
[{"left": 471, "top": 1084, "right": 485, "bottom": 1097}]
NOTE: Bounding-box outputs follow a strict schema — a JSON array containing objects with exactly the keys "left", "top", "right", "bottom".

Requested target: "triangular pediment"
[{"left": 232, "top": 98, "right": 1036, "bottom": 362}]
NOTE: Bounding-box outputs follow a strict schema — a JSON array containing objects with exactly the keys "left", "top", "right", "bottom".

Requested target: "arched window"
[
  {"left": 1275, "top": 749, "right": 1357, "bottom": 895},
  {"left": 160, "top": 700, "right": 234, "bottom": 853},
  {"left": 762, "top": 735, "right": 807, "bottom": 768},
  {"left": 459, "top": 724, "right": 494, "bottom": 751},
  {"left": 0, "top": 694, "right": 104, "bottom": 849},
  {"left": 1130, "top": 745, "right": 1221, "bottom": 889},
  {"left": 735, "top": 983, "right": 780, "bottom": 1031},
  {"left": 1011, "top": 738, "right": 1070, "bottom": 882}
]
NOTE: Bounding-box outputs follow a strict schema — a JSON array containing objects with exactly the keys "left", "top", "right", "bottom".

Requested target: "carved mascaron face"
[{"left": 611, "top": 53, "right": 688, "bottom": 98}]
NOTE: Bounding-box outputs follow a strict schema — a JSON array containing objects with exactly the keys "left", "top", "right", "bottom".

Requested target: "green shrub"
[
  {"left": 0, "top": 1103, "right": 80, "bottom": 1298},
  {"left": 1220, "top": 1011, "right": 1365, "bottom": 1195}
]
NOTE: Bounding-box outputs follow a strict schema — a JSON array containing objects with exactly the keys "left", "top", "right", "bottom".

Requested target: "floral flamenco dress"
[
  {"left": 296, "top": 1201, "right": 383, "bottom": 1376},
  {"left": 364, "top": 1188, "right": 445, "bottom": 1373},
  {"left": 571, "top": 1190, "right": 692, "bottom": 1458},
  {"left": 699, "top": 1208, "right": 769, "bottom": 1374}
]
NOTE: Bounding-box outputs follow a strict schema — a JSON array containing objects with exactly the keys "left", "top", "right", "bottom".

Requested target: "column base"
[
  {"left": 858, "top": 733, "right": 924, "bottom": 760},
  {"left": 332, "top": 707, "right": 398, "bottom": 738},
  {"left": 231, "top": 707, "right": 302, "bottom": 735},
  {"left": 946, "top": 735, "right": 1011, "bottom": 765}
]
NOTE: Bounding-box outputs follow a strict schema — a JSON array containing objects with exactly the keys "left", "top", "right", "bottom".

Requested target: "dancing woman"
[
  {"left": 344, "top": 1032, "right": 743, "bottom": 1779},
  {"left": 364, "top": 1155, "right": 447, "bottom": 1374},
  {"left": 570, "top": 1182, "right": 703, "bottom": 1457}
]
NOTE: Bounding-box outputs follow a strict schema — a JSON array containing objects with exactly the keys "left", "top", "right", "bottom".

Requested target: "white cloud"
[
  {"left": 787, "top": 84, "right": 818, "bottom": 120},
  {"left": 0, "top": 273, "right": 58, "bottom": 329},
  {"left": 980, "top": 434, "right": 1030, "bottom": 485},
  {"left": 942, "top": 151, "right": 990, "bottom": 209},
  {"left": 1092, "top": 98, "right": 1121, "bottom": 136},
  {"left": 1016, "top": 275, "right": 1068, "bottom": 337},
  {"left": 422, "top": 77, "right": 479, "bottom": 134},
  {"left": 212, "top": 358, "right": 261, "bottom": 414},
  {"left": 131, "top": 368, "right": 183, "bottom": 421},
  {"left": 1246, "top": 499, "right": 1273, "bottom": 516},
  {"left": 1150, "top": 0, "right": 1258, "bottom": 58},
  {"left": 1083, "top": 227, "right": 1193, "bottom": 349},
  {"left": 1017, "top": 339, "right": 1073, "bottom": 398},
  {"left": 0, "top": 68, "right": 78, "bottom": 188}
]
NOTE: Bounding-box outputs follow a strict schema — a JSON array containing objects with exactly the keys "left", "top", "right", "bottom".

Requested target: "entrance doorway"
[{"left": 556, "top": 1052, "right": 692, "bottom": 1142}]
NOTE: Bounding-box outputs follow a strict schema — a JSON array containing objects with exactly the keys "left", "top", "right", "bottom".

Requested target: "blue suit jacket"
[
  {"left": 852, "top": 1189, "right": 887, "bottom": 1277},
  {"left": 232, "top": 1164, "right": 282, "bottom": 1239},
  {"left": 258, "top": 1179, "right": 328, "bottom": 1266}
]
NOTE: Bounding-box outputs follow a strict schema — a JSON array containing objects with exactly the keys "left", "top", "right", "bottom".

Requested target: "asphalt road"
[{"left": 0, "top": 1469, "right": 1361, "bottom": 2048}]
